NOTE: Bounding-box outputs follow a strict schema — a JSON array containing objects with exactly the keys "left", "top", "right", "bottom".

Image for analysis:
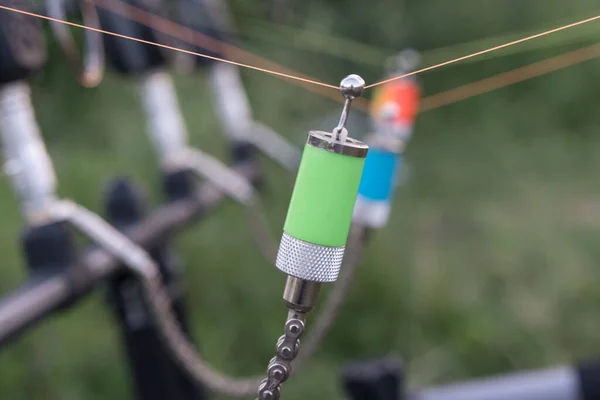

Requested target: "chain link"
[
  {"left": 257, "top": 311, "right": 306, "bottom": 400},
  {"left": 292, "top": 224, "right": 367, "bottom": 371}
]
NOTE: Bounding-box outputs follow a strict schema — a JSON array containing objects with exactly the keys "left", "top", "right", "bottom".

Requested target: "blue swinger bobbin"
[{"left": 353, "top": 143, "right": 402, "bottom": 229}]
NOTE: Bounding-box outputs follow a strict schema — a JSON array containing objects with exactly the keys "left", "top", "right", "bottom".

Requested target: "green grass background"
[{"left": 2, "top": 0, "right": 600, "bottom": 398}]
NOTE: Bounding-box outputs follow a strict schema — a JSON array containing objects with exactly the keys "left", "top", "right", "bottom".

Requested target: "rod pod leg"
[{"left": 104, "top": 178, "right": 205, "bottom": 400}]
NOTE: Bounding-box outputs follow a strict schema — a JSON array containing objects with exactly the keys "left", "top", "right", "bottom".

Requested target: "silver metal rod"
[
  {"left": 283, "top": 276, "right": 320, "bottom": 312},
  {"left": 413, "top": 366, "right": 580, "bottom": 400},
  {"left": 334, "top": 74, "right": 365, "bottom": 140},
  {"left": 0, "top": 276, "right": 70, "bottom": 343},
  {"left": 334, "top": 98, "right": 352, "bottom": 139}
]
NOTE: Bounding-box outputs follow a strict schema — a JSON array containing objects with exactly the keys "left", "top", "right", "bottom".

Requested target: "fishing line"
[
  {"left": 89, "top": 0, "right": 363, "bottom": 108},
  {"left": 88, "top": 0, "right": 600, "bottom": 115},
  {"left": 0, "top": 1, "right": 600, "bottom": 95},
  {"left": 365, "top": 14, "right": 600, "bottom": 89},
  {"left": 420, "top": 42, "right": 600, "bottom": 111},
  {"left": 0, "top": 4, "right": 598, "bottom": 111},
  {"left": 0, "top": 4, "right": 339, "bottom": 90}
]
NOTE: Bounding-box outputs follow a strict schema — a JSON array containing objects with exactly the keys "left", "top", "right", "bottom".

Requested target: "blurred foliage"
[{"left": 1, "top": 0, "right": 600, "bottom": 399}]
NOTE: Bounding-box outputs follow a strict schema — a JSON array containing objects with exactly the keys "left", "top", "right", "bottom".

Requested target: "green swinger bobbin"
[{"left": 275, "top": 74, "right": 369, "bottom": 284}]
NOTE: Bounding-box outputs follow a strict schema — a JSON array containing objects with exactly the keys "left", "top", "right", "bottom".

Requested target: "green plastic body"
[{"left": 283, "top": 142, "right": 366, "bottom": 247}]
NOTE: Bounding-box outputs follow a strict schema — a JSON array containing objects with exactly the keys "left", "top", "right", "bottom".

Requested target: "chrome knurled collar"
[{"left": 275, "top": 233, "right": 345, "bottom": 282}]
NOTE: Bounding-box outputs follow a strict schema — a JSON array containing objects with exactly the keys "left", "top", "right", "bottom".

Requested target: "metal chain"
[
  {"left": 292, "top": 224, "right": 368, "bottom": 370},
  {"left": 49, "top": 199, "right": 367, "bottom": 398},
  {"left": 256, "top": 225, "right": 369, "bottom": 399},
  {"left": 257, "top": 310, "right": 306, "bottom": 400}
]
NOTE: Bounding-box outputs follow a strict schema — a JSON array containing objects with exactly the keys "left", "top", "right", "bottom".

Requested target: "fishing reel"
[{"left": 46, "top": 0, "right": 105, "bottom": 87}]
